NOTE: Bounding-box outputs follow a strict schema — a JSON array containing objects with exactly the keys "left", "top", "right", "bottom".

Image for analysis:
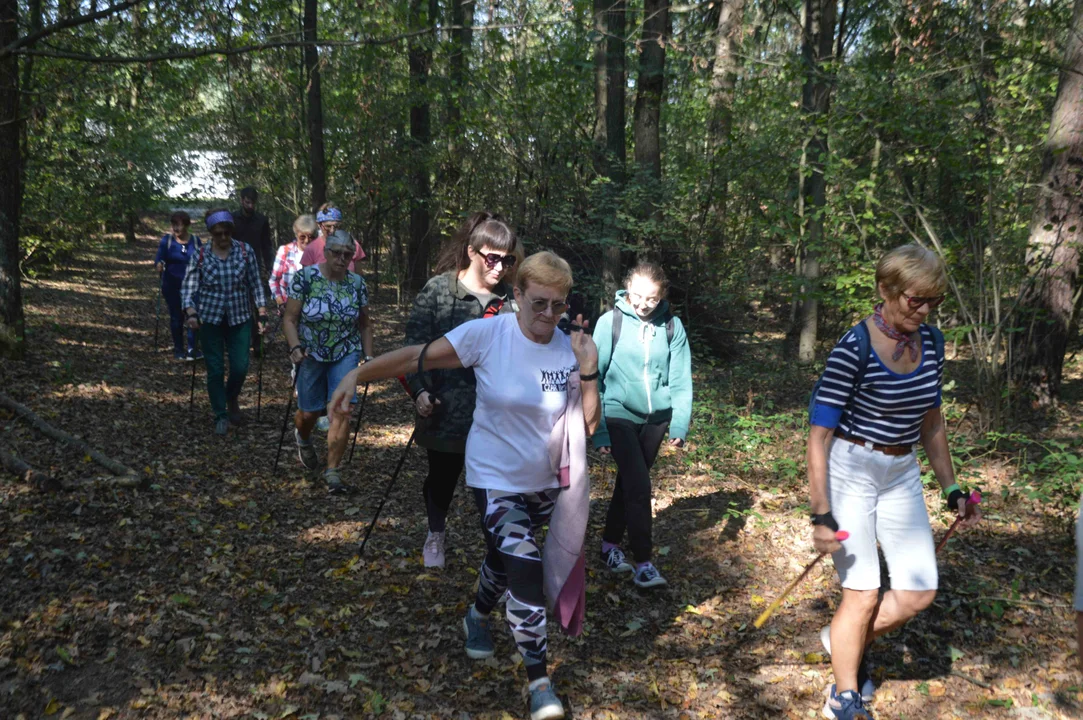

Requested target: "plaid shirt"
[
  {"left": 181, "top": 240, "right": 268, "bottom": 326},
  {"left": 268, "top": 241, "right": 304, "bottom": 305}
]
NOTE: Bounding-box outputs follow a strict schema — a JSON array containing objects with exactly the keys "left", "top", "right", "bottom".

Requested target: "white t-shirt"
[{"left": 444, "top": 312, "right": 578, "bottom": 492}]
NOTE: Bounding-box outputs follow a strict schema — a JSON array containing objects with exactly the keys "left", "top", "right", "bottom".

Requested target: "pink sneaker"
[{"left": 423, "top": 530, "right": 446, "bottom": 568}]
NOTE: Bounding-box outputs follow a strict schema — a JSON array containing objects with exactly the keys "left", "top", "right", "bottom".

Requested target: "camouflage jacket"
[{"left": 404, "top": 271, "right": 514, "bottom": 453}]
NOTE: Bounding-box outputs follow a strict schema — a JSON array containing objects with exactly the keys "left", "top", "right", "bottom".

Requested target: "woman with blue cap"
[
  {"left": 300, "top": 202, "right": 366, "bottom": 272},
  {"left": 182, "top": 208, "right": 269, "bottom": 435}
]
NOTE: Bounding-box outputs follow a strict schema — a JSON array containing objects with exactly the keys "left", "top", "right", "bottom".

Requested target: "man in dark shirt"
[
  {"left": 233, "top": 186, "right": 274, "bottom": 356},
  {"left": 232, "top": 187, "right": 274, "bottom": 278}
]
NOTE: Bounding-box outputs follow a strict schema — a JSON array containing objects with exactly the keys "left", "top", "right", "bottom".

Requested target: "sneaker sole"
[
  {"left": 296, "top": 446, "right": 319, "bottom": 470},
  {"left": 423, "top": 556, "right": 446, "bottom": 569},
  {"left": 609, "top": 563, "right": 634, "bottom": 573},
  {"left": 462, "top": 618, "right": 494, "bottom": 659},
  {"left": 531, "top": 704, "right": 565, "bottom": 720},
  {"left": 634, "top": 578, "right": 668, "bottom": 589}
]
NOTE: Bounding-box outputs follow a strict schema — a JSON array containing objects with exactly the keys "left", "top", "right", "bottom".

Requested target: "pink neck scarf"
[{"left": 873, "top": 303, "right": 920, "bottom": 362}]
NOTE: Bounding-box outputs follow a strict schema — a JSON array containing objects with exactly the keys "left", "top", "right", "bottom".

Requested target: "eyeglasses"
[
  {"left": 321, "top": 223, "right": 340, "bottom": 232},
  {"left": 482, "top": 253, "right": 517, "bottom": 270},
  {"left": 326, "top": 249, "right": 353, "bottom": 260},
  {"left": 526, "top": 295, "right": 569, "bottom": 315},
  {"left": 902, "top": 292, "right": 946, "bottom": 309},
  {"left": 296, "top": 233, "right": 315, "bottom": 242},
  {"left": 628, "top": 292, "right": 659, "bottom": 308}
]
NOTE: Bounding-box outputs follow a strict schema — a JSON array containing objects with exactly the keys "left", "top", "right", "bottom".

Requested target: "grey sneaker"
[
  {"left": 602, "top": 546, "right": 633, "bottom": 573},
  {"left": 462, "top": 608, "right": 494, "bottom": 659},
  {"left": 295, "top": 429, "right": 319, "bottom": 470},
  {"left": 820, "top": 626, "right": 875, "bottom": 702},
  {"left": 528, "top": 679, "right": 565, "bottom": 720},
  {"left": 324, "top": 467, "right": 347, "bottom": 494},
  {"left": 214, "top": 418, "right": 230, "bottom": 436},
  {"left": 633, "top": 562, "right": 667, "bottom": 589},
  {"left": 423, "top": 530, "right": 446, "bottom": 568}
]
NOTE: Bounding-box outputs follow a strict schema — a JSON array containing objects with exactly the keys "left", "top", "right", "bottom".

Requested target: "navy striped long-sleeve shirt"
[{"left": 810, "top": 324, "right": 943, "bottom": 446}]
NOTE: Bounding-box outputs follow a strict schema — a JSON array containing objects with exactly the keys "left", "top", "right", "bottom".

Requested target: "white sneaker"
[
  {"left": 820, "top": 625, "right": 832, "bottom": 655},
  {"left": 423, "top": 530, "right": 446, "bottom": 568}
]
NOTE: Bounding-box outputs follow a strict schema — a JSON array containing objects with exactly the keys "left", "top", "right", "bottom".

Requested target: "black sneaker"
[
  {"left": 295, "top": 429, "right": 319, "bottom": 470},
  {"left": 602, "top": 546, "right": 634, "bottom": 573}
]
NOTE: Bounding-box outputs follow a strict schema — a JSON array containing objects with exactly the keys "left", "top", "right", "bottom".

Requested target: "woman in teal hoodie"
[{"left": 593, "top": 262, "right": 693, "bottom": 589}]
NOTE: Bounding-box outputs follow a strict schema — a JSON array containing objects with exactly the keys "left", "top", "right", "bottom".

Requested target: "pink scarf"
[{"left": 873, "top": 303, "right": 919, "bottom": 361}]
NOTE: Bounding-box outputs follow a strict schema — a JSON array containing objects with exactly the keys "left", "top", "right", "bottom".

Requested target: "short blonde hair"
[
  {"left": 516, "top": 251, "right": 573, "bottom": 296},
  {"left": 876, "top": 244, "right": 948, "bottom": 299},
  {"left": 293, "top": 214, "right": 318, "bottom": 237}
]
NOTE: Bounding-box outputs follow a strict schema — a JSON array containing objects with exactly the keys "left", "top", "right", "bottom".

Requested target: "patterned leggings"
[{"left": 472, "top": 487, "right": 560, "bottom": 682}]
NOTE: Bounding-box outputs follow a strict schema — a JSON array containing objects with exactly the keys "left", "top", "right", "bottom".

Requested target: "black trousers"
[
  {"left": 602, "top": 417, "right": 669, "bottom": 563},
  {"left": 423, "top": 448, "right": 466, "bottom": 532}
]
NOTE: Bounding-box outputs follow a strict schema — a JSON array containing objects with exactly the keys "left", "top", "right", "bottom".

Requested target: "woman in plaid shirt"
[{"left": 182, "top": 208, "right": 269, "bottom": 435}]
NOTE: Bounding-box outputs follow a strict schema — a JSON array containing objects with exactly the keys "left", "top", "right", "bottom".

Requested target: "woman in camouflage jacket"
[{"left": 404, "top": 212, "right": 524, "bottom": 568}]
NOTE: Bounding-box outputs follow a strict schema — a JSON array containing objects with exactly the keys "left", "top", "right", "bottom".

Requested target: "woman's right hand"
[
  {"left": 185, "top": 316, "right": 199, "bottom": 330},
  {"left": 155, "top": 261, "right": 165, "bottom": 273},
  {"left": 415, "top": 390, "right": 440, "bottom": 418},
  {"left": 812, "top": 524, "right": 843, "bottom": 554},
  {"left": 289, "top": 346, "right": 306, "bottom": 365},
  {"left": 598, "top": 446, "right": 611, "bottom": 455}
]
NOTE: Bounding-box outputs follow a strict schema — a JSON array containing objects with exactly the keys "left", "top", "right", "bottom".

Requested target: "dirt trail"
[{"left": 0, "top": 231, "right": 1080, "bottom": 719}]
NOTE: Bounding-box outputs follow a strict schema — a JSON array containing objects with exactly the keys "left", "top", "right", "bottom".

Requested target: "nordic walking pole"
[
  {"left": 272, "top": 362, "right": 301, "bottom": 473},
  {"left": 359, "top": 428, "right": 417, "bottom": 557},
  {"left": 346, "top": 382, "right": 370, "bottom": 464},
  {"left": 936, "top": 491, "right": 982, "bottom": 553},
  {"left": 754, "top": 530, "right": 850, "bottom": 629},
  {"left": 188, "top": 334, "right": 200, "bottom": 413},
  {"left": 153, "top": 272, "right": 163, "bottom": 351},
  {"left": 357, "top": 340, "right": 435, "bottom": 556},
  {"left": 256, "top": 332, "right": 265, "bottom": 423}
]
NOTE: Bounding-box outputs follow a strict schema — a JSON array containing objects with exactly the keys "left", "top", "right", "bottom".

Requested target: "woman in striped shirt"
[{"left": 807, "top": 245, "right": 981, "bottom": 720}]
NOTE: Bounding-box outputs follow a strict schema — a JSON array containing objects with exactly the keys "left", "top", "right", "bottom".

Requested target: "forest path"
[{"left": 0, "top": 226, "right": 1080, "bottom": 719}]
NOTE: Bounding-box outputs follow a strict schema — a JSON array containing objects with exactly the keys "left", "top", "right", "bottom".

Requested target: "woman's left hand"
[
  {"left": 956, "top": 495, "right": 982, "bottom": 528},
  {"left": 669, "top": 438, "right": 684, "bottom": 448},
  {"left": 570, "top": 314, "right": 598, "bottom": 375}
]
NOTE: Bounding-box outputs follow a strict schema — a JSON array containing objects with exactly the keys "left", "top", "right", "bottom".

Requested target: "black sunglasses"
[
  {"left": 902, "top": 292, "right": 946, "bottom": 309},
  {"left": 482, "top": 253, "right": 517, "bottom": 269}
]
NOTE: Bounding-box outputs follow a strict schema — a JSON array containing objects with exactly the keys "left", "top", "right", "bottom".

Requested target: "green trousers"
[{"left": 199, "top": 320, "right": 251, "bottom": 421}]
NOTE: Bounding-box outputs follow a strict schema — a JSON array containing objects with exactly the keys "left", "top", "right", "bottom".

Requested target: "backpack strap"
[
  {"left": 850, "top": 319, "right": 872, "bottom": 388},
  {"left": 926, "top": 324, "right": 945, "bottom": 365},
  {"left": 665, "top": 314, "right": 675, "bottom": 344}
]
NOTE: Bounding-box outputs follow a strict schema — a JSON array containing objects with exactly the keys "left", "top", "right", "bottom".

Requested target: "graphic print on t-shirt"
[{"left": 541, "top": 367, "right": 574, "bottom": 393}]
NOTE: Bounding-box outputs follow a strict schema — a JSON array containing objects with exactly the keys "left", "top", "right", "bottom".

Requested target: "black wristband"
[
  {"left": 289, "top": 345, "right": 304, "bottom": 355},
  {"left": 946, "top": 489, "right": 967, "bottom": 511},
  {"left": 579, "top": 370, "right": 599, "bottom": 381},
  {"left": 811, "top": 512, "right": 839, "bottom": 532}
]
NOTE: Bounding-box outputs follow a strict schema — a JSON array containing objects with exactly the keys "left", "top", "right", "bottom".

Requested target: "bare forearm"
[
  {"left": 582, "top": 381, "right": 600, "bottom": 436},
  {"left": 361, "top": 324, "right": 374, "bottom": 358},
  {"left": 921, "top": 418, "right": 955, "bottom": 489},
  {"left": 807, "top": 429, "right": 831, "bottom": 513}
]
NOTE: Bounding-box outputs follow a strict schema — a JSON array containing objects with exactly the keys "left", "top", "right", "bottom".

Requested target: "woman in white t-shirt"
[{"left": 330, "top": 251, "right": 599, "bottom": 720}]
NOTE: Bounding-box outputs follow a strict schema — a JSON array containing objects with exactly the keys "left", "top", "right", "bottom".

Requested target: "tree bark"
[
  {"left": 446, "top": 0, "right": 475, "bottom": 195},
  {"left": 0, "top": 0, "right": 23, "bottom": 358},
  {"left": 304, "top": 0, "right": 327, "bottom": 209},
  {"left": 632, "top": 0, "right": 666, "bottom": 182},
  {"left": 407, "top": 0, "right": 436, "bottom": 293},
  {"left": 707, "top": 0, "right": 743, "bottom": 235},
  {"left": 793, "top": 0, "right": 836, "bottom": 364},
  {"left": 1013, "top": 0, "right": 1083, "bottom": 405},
  {"left": 595, "top": 0, "right": 626, "bottom": 307}
]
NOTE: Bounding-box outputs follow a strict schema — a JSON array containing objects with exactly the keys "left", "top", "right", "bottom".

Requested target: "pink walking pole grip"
[
  {"left": 835, "top": 530, "right": 849, "bottom": 541},
  {"left": 968, "top": 490, "right": 982, "bottom": 505}
]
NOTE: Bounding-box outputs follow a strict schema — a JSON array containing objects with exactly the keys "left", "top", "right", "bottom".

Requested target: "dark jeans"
[
  {"left": 162, "top": 273, "right": 197, "bottom": 354},
  {"left": 199, "top": 320, "right": 252, "bottom": 421},
  {"left": 602, "top": 417, "right": 669, "bottom": 563},
  {"left": 423, "top": 449, "right": 466, "bottom": 532}
]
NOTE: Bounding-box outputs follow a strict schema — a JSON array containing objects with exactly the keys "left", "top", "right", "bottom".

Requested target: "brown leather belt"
[{"left": 833, "top": 429, "right": 913, "bottom": 457}]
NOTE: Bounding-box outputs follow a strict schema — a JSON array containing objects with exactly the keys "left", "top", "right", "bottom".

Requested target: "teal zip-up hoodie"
[{"left": 592, "top": 290, "right": 693, "bottom": 448}]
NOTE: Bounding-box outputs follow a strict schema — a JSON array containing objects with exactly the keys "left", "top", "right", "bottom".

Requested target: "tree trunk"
[
  {"left": 597, "top": 0, "right": 626, "bottom": 307},
  {"left": 707, "top": 0, "right": 743, "bottom": 235},
  {"left": 0, "top": 0, "right": 23, "bottom": 358},
  {"left": 1013, "top": 0, "right": 1083, "bottom": 405},
  {"left": 632, "top": 0, "right": 666, "bottom": 182},
  {"left": 304, "top": 0, "right": 327, "bottom": 209},
  {"left": 793, "top": 0, "right": 836, "bottom": 364},
  {"left": 407, "top": 0, "right": 436, "bottom": 293},
  {"left": 446, "top": 0, "right": 475, "bottom": 197}
]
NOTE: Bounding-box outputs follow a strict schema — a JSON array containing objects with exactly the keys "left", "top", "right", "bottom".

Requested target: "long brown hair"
[
  {"left": 434, "top": 212, "right": 522, "bottom": 275},
  {"left": 624, "top": 261, "right": 669, "bottom": 296}
]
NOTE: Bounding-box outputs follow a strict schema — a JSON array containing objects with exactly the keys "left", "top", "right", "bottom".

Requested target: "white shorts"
[
  {"left": 1074, "top": 498, "right": 1083, "bottom": 611},
  {"left": 827, "top": 439, "right": 938, "bottom": 592}
]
